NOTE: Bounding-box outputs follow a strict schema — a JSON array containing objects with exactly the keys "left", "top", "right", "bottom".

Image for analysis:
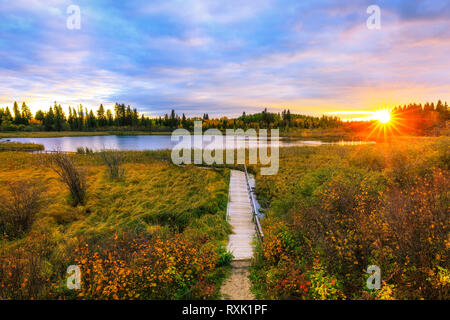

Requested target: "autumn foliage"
[
  {"left": 74, "top": 233, "right": 219, "bottom": 299},
  {"left": 251, "top": 138, "right": 449, "bottom": 299}
]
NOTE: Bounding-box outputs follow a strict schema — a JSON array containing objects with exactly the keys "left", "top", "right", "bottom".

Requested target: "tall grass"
[{"left": 0, "top": 150, "right": 231, "bottom": 299}]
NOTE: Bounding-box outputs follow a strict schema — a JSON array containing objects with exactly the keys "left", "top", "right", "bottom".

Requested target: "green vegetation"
[
  {"left": 0, "top": 151, "right": 231, "bottom": 299},
  {"left": 250, "top": 137, "right": 449, "bottom": 300}
]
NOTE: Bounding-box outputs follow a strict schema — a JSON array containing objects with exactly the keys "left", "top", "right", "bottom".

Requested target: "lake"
[{"left": 2, "top": 135, "right": 373, "bottom": 152}]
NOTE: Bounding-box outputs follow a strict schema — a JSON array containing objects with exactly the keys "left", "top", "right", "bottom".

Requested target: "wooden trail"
[
  {"left": 226, "top": 170, "right": 255, "bottom": 260},
  {"left": 221, "top": 170, "right": 256, "bottom": 300}
]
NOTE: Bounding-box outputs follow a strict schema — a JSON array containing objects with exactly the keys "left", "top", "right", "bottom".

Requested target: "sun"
[
  {"left": 373, "top": 109, "right": 391, "bottom": 124},
  {"left": 365, "top": 108, "right": 408, "bottom": 140}
]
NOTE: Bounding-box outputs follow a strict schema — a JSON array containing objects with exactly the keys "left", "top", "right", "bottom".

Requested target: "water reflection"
[{"left": 3, "top": 135, "right": 373, "bottom": 152}]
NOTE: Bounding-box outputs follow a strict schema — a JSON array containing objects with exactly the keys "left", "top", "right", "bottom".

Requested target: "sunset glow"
[{"left": 372, "top": 109, "right": 391, "bottom": 124}]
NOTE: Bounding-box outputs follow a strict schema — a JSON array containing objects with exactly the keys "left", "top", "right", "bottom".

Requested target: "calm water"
[{"left": 2, "top": 135, "right": 372, "bottom": 152}]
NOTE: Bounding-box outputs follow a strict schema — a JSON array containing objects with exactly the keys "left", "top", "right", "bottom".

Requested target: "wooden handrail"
[{"left": 243, "top": 164, "right": 264, "bottom": 243}]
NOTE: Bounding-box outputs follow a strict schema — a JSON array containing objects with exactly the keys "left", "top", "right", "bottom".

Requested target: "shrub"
[
  {"left": 73, "top": 233, "right": 219, "bottom": 299},
  {"left": 99, "top": 149, "right": 125, "bottom": 180},
  {"left": 306, "top": 259, "right": 345, "bottom": 300},
  {"left": 251, "top": 139, "right": 449, "bottom": 300},
  {"left": 0, "top": 181, "right": 43, "bottom": 239},
  {"left": 76, "top": 147, "right": 94, "bottom": 155},
  {"left": 0, "top": 233, "right": 55, "bottom": 299},
  {"left": 216, "top": 247, "right": 233, "bottom": 267},
  {"left": 46, "top": 152, "right": 86, "bottom": 206}
]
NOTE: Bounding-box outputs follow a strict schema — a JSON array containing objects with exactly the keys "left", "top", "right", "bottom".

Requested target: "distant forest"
[{"left": 0, "top": 100, "right": 448, "bottom": 134}]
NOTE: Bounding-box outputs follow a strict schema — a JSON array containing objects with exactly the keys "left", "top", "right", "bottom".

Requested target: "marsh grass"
[
  {"left": 0, "top": 141, "right": 44, "bottom": 151},
  {"left": 0, "top": 150, "right": 231, "bottom": 299}
]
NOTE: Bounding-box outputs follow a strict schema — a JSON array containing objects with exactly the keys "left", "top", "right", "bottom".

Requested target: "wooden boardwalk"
[
  {"left": 221, "top": 169, "right": 256, "bottom": 299},
  {"left": 226, "top": 170, "right": 255, "bottom": 260}
]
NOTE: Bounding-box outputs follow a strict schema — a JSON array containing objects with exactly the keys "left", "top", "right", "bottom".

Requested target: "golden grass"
[
  {"left": 0, "top": 151, "right": 231, "bottom": 299},
  {"left": 0, "top": 141, "right": 44, "bottom": 151},
  {"left": 0, "top": 131, "right": 172, "bottom": 138},
  {"left": 0, "top": 151, "right": 229, "bottom": 241}
]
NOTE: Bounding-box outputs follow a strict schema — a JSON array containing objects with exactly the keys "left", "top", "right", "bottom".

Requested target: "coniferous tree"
[
  {"left": 78, "top": 105, "right": 85, "bottom": 130},
  {"left": 182, "top": 113, "right": 187, "bottom": 128},
  {"left": 170, "top": 109, "right": 176, "bottom": 128},
  {"left": 44, "top": 107, "right": 55, "bottom": 131},
  {"left": 53, "top": 103, "right": 67, "bottom": 131},
  {"left": 87, "top": 110, "right": 97, "bottom": 129},
  {"left": 125, "top": 105, "right": 132, "bottom": 126},
  {"left": 12, "top": 102, "right": 22, "bottom": 125},
  {"left": 35, "top": 110, "right": 45, "bottom": 122},
  {"left": 67, "top": 107, "right": 75, "bottom": 130},
  {"left": 21, "top": 102, "right": 32, "bottom": 125},
  {"left": 106, "top": 109, "right": 114, "bottom": 126},
  {"left": 132, "top": 108, "right": 139, "bottom": 127},
  {"left": 4, "top": 107, "right": 13, "bottom": 122},
  {"left": 97, "top": 104, "right": 106, "bottom": 127},
  {"left": 114, "top": 103, "right": 126, "bottom": 126}
]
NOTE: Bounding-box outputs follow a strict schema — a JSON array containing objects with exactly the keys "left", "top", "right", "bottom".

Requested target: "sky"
[{"left": 0, "top": 0, "right": 449, "bottom": 119}]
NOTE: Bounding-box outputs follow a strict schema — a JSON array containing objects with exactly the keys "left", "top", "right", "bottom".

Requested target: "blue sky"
[{"left": 0, "top": 0, "right": 449, "bottom": 118}]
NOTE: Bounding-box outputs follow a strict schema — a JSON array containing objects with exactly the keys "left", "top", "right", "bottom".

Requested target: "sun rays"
[
  {"left": 372, "top": 109, "right": 391, "bottom": 124},
  {"left": 365, "top": 108, "right": 411, "bottom": 141}
]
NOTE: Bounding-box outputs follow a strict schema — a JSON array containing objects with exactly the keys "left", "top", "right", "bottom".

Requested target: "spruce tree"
[
  {"left": 4, "top": 107, "right": 13, "bottom": 121},
  {"left": 21, "top": 102, "right": 32, "bottom": 125},
  {"left": 35, "top": 110, "right": 45, "bottom": 122},
  {"left": 106, "top": 109, "right": 113, "bottom": 126},
  {"left": 97, "top": 104, "right": 106, "bottom": 126},
  {"left": 12, "top": 101, "right": 22, "bottom": 125},
  {"left": 44, "top": 107, "right": 55, "bottom": 131}
]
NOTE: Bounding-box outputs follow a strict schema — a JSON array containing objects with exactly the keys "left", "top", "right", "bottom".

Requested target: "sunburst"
[
  {"left": 373, "top": 109, "right": 391, "bottom": 124},
  {"left": 366, "top": 109, "right": 406, "bottom": 141}
]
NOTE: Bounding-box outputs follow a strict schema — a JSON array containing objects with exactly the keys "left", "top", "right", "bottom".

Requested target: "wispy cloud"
[{"left": 0, "top": 0, "right": 449, "bottom": 118}]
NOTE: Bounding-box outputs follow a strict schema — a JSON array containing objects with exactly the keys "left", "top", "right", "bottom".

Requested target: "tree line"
[
  {"left": 0, "top": 100, "right": 447, "bottom": 133},
  {"left": 0, "top": 102, "right": 342, "bottom": 132}
]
